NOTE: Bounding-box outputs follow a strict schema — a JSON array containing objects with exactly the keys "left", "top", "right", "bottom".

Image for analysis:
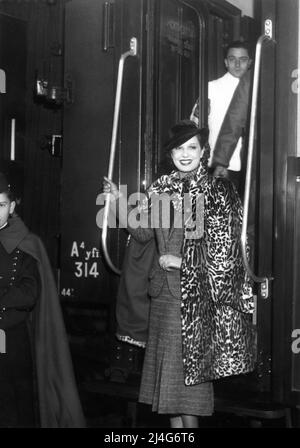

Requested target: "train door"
[
  {"left": 268, "top": 0, "right": 300, "bottom": 412},
  {"left": 214, "top": 0, "right": 300, "bottom": 419},
  {"left": 244, "top": 0, "right": 300, "bottom": 414},
  {"left": 60, "top": 0, "right": 208, "bottom": 382}
]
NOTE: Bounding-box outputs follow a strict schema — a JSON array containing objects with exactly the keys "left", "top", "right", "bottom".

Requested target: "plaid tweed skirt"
[{"left": 138, "top": 282, "right": 214, "bottom": 416}]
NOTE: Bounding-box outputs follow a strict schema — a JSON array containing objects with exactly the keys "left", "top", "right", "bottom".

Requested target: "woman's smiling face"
[{"left": 171, "top": 135, "right": 203, "bottom": 173}]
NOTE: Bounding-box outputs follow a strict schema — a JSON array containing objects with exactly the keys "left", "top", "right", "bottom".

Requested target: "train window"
[{"left": 152, "top": 0, "right": 206, "bottom": 177}]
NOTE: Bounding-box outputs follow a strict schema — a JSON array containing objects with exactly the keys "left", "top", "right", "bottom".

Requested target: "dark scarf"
[
  {"left": 0, "top": 216, "right": 86, "bottom": 427},
  {"left": 147, "top": 161, "right": 256, "bottom": 384}
]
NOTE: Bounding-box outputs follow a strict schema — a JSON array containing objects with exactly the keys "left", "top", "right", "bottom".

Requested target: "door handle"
[
  {"left": 241, "top": 20, "right": 275, "bottom": 299},
  {"left": 103, "top": 2, "right": 114, "bottom": 51},
  {"left": 101, "top": 38, "right": 138, "bottom": 275},
  {"left": 10, "top": 118, "right": 16, "bottom": 161}
]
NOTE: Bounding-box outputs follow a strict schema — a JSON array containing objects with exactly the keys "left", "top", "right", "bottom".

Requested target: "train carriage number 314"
[{"left": 74, "top": 261, "right": 99, "bottom": 278}]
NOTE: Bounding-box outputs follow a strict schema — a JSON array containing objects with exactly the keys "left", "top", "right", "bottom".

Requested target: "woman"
[
  {"left": 103, "top": 120, "right": 255, "bottom": 428},
  {"left": 0, "top": 172, "right": 85, "bottom": 427}
]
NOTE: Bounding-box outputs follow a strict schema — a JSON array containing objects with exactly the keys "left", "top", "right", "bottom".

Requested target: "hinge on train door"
[
  {"left": 260, "top": 278, "right": 271, "bottom": 299},
  {"left": 264, "top": 19, "right": 273, "bottom": 39}
]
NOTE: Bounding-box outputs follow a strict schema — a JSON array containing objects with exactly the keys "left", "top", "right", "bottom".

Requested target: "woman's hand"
[
  {"left": 159, "top": 254, "right": 182, "bottom": 271},
  {"left": 103, "top": 176, "right": 121, "bottom": 201}
]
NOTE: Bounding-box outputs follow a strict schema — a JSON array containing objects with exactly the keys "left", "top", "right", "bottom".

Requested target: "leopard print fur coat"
[{"left": 149, "top": 160, "right": 256, "bottom": 385}]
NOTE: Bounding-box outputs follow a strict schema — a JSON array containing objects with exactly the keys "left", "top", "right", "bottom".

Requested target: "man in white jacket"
[{"left": 191, "top": 41, "right": 252, "bottom": 191}]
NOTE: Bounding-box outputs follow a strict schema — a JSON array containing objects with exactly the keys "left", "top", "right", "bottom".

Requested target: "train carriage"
[{"left": 0, "top": 0, "right": 299, "bottom": 427}]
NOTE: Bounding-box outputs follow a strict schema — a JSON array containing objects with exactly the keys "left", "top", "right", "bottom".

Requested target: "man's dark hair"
[{"left": 225, "top": 40, "right": 253, "bottom": 59}]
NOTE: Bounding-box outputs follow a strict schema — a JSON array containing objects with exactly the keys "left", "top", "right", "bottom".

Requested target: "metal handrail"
[
  {"left": 101, "top": 37, "right": 138, "bottom": 275},
  {"left": 241, "top": 22, "right": 274, "bottom": 298}
]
